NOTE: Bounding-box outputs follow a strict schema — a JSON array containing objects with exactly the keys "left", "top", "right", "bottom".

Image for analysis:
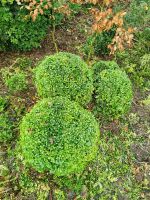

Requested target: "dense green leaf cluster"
[
  {"left": 0, "top": 113, "right": 13, "bottom": 143},
  {"left": 55, "top": 131, "right": 140, "bottom": 199},
  {"left": 0, "top": 1, "right": 83, "bottom": 51},
  {"left": 83, "top": 28, "right": 116, "bottom": 57},
  {"left": 93, "top": 60, "right": 119, "bottom": 80},
  {"left": 0, "top": 4, "right": 49, "bottom": 51},
  {"left": 20, "top": 97, "right": 99, "bottom": 176},
  {"left": 35, "top": 52, "right": 94, "bottom": 105},
  {"left": 94, "top": 69, "right": 133, "bottom": 119}
]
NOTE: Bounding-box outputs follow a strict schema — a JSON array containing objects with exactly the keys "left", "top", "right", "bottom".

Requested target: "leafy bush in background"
[
  {"left": 0, "top": 3, "right": 49, "bottom": 51},
  {"left": 9, "top": 11, "right": 49, "bottom": 51},
  {"left": 0, "top": 6, "right": 12, "bottom": 51},
  {"left": 35, "top": 52, "right": 94, "bottom": 105},
  {"left": 19, "top": 97, "right": 99, "bottom": 176},
  {"left": 113, "top": 0, "right": 150, "bottom": 89},
  {"left": 0, "top": 113, "right": 13, "bottom": 143},
  {"left": 83, "top": 28, "right": 116, "bottom": 57},
  {"left": 94, "top": 69, "right": 133, "bottom": 120},
  {"left": 0, "top": 1, "right": 83, "bottom": 51},
  {"left": 124, "top": 0, "right": 150, "bottom": 29},
  {"left": 116, "top": 28, "right": 150, "bottom": 88}
]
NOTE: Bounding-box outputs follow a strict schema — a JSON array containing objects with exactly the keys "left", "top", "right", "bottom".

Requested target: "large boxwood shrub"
[
  {"left": 19, "top": 97, "right": 99, "bottom": 176},
  {"left": 35, "top": 52, "right": 94, "bottom": 105},
  {"left": 94, "top": 69, "right": 133, "bottom": 120}
]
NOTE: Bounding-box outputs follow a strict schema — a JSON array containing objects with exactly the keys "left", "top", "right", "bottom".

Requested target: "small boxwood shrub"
[
  {"left": 2, "top": 70, "right": 27, "bottom": 93},
  {"left": 0, "top": 113, "right": 13, "bottom": 143},
  {"left": 94, "top": 69, "right": 133, "bottom": 120},
  {"left": 93, "top": 60, "right": 119, "bottom": 80},
  {"left": 19, "top": 97, "right": 99, "bottom": 176},
  {"left": 35, "top": 52, "right": 94, "bottom": 105}
]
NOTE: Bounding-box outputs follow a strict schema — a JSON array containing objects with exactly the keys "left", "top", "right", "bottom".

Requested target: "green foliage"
[
  {"left": 55, "top": 131, "right": 141, "bottom": 199},
  {"left": 0, "top": 4, "right": 49, "bottom": 51},
  {"left": 9, "top": 11, "right": 49, "bottom": 51},
  {"left": 141, "top": 95, "right": 150, "bottom": 106},
  {"left": 54, "top": 189, "right": 65, "bottom": 200},
  {"left": 0, "top": 96, "right": 8, "bottom": 112},
  {"left": 0, "top": 113, "right": 13, "bottom": 143},
  {"left": 1, "top": 0, "right": 14, "bottom": 5},
  {"left": 94, "top": 69, "right": 133, "bottom": 120},
  {"left": 19, "top": 97, "right": 99, "bottom": 176},
  {"left": 93, "top": 60, "right": 119, "bottom": 80},
  {"left": 0, "top": 1, "right": 84, "bottom": 51},
  {"left": 17, "top": 170, "right": 50, "bottom": 200},
  {"left": 2, "top": 70, "right": 27, "bottom": 93},
  {"left": 116, "top": 35, "right": 150, "bottom": 88},
  {"left": 114, "top": 0, "right": 150, "bottom": 89},
  {"left": 69, "top": 2, "right": 82, "bottom": 14},
  {"left": 124, "top": 0, "right": 150, "bottom": 29},
  {"left": 13, "top": 57, "right": 33, "bottom": 70},
  {"left": 0, "top": 6, "right": 12, "bottom": 51},
  {"left": 35, "top": 52, "right": 94, "bottom": 105},
  {"left": 84, "top": 28, "right": 116, "bottom": 57}
]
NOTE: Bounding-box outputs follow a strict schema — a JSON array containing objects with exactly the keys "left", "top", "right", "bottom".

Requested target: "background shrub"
[
  {"left": 0, "top": 2, "right": 49, "bottom": 51},
  {"left": 19, "top": 97, "right": 99, "bottom": 176},
  {"left": 116, "top": 28, "right": 150, "bottom": 88},
  {"left": 0, "top": 1, "right": 84, "bottom": 51},
  {"left": 35, "top": 52, "right": 94, "bottom": 105},
  {"left": 124, "top": 0, "right": 150, "bottom": 29},
  {"left": 9, "top": 11, "right": 49, "bottom": 51},
  {"left": 83, "top": 27, "right": 116, "bottom": 57},
  {"left": 0, "top": 6, "right": 12, "bottom": 51},
  {"left": 94, "top": 69, "right": 133, "bottom": 120},
  {"left": 0, "top": 113, "right": 13, "bottom": 143}
]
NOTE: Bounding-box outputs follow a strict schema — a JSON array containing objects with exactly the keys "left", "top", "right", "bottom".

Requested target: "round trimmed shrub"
[
  {"left": 93, "top": 60, "right": 119, "bottom": 80},
  {"left": 35, "top": 52, "right": 94, "bottom": 105},
  {"left": 19, "top": 97, "right": 99, "bottom": 176},
  {"left": 94, "top": 69, "right": 133, "bottom": 119}
]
